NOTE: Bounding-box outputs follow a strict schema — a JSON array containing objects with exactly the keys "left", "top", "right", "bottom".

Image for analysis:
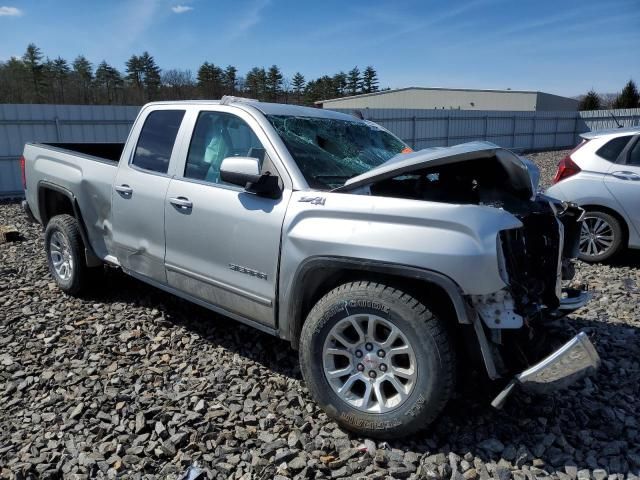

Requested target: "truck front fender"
[{"left": 281, "top": 256, "right": 474, "bottom": 349}]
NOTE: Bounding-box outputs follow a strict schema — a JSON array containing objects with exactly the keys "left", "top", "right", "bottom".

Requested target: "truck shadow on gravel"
[
  {"left": 607, "top": 248, "right": 640, "bottom": 268},
  {"left": 410, "top": 313, "right": 639, "bottom": 474},
  {"left": 91, "top": 267, "right": 639, "bottom": 475},
  {"left": 93, "top": 268, "right": 302, "bottom": 379}
]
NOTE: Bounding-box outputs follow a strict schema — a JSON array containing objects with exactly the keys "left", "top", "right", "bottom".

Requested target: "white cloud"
[
  {"left": 171, "top": 5, "right": 193, "bottom": 14},
  {"left": 0, "top": 6, "right": 22, "bottom": 16},
  {"left": 232, "top": 0, "right": 270, "bottom": 37}
]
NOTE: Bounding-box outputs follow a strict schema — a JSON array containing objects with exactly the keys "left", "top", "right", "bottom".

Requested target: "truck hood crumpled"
[{"left": 336, "top": 141, "right": 540, "bottom": 202}]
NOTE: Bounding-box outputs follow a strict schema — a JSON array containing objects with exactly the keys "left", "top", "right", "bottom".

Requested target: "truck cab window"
[
  {"left": 132, "top": 110, "right": 185, "bottom": 173},
  {"left": 185, "top": 111, "right": 265, "bottom": 184}
]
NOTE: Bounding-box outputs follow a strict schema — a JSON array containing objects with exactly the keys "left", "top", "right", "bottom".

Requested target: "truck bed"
[
  {"left": 40, "top": 142, "right": 125, "bottom": 163},
  {"left": 23, "top": 142, "right": 122, "bottom": 260}
]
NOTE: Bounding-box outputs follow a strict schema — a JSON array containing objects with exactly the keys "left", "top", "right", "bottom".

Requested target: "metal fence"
[
  {"left": 1, "top": 103, "right": 639, "bottom": 198},
  {"left": 0, "top": 104, "right": 140, "bottom": 198},
  {"left": 332, "top": 107, "right": 640, "bottom": 151}
]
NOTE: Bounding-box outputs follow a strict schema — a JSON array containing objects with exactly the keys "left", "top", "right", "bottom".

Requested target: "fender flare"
[
  {"left": 37, "top": 180, "right": 101, "bottom": 266},
  {"left": 283, "top": 255, "right": 473, "bottom": 349}
]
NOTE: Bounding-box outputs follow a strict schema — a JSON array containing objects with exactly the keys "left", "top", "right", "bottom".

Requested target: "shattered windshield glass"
[{"left": 266, "top": 115, "right": 408, "bottom": 189}]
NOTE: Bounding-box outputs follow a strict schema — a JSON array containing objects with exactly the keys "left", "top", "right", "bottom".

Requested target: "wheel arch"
[
  {"left": 283, "top": 256, "right": 472, "bottom": 350},
  {"left": 37, "top": 181, "right": 101, "bottom": 266}
]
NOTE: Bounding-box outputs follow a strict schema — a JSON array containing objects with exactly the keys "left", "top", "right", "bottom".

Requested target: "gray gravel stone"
[{"left": 1, "top": 151, "right": 639, "bottom": 480}]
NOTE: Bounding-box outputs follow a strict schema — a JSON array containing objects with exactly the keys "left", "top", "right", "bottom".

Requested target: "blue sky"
[{"left": 1, "top": 0, "right": 639, "bottom": 96}]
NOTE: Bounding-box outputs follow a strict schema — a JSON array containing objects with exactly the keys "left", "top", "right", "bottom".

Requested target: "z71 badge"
[{"left": 299, "top": 196, "right": 326, "bottom": 206}]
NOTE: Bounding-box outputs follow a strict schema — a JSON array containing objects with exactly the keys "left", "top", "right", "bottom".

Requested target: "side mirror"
[{"left": 219, "top": 156, "right": 281, "bottom": 199}]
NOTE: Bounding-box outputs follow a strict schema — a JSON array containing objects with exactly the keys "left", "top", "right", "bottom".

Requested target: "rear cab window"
[
  {"left": 596, "top": 135, "right": 632, "bottom": 162},
  {"left": 132, "top": 110, "right": 186, "bottom": 173}
]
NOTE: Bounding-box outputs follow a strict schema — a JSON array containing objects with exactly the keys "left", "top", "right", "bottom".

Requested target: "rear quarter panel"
[{"left": 24, "top": 144, "right": 118, "bottom": 259}]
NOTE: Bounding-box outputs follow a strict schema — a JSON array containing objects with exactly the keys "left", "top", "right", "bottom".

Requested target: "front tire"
[
  {"left": 45, "top": 214, "right": 93, "bottom": 296},
  {"left": 299, "top": 281, "right": 455, "bottom": 439}
]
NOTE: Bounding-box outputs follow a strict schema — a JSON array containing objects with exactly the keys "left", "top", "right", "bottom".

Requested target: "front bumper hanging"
[{"left": 492, "top": 331, "right": 600, "bottom": 408}]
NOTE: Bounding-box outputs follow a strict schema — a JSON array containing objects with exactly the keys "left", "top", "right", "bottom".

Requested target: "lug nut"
[
  {"left": 357, "top": 363, "right": 364, "bottom": 372},
  {"left": 369, "top": 371, "right": 377, "bottom": 378},
  {"left": 365, "top": 343, "right": 373, "bottom": 351},
  {"left": 379, "top": 364, "right": 387, "bottom": 372},
  {"left": 355, "top": 350, "right": 363, "bottom": 358},
  {"left": 377, "top": 350, "right": 385, "bottom": 358}
]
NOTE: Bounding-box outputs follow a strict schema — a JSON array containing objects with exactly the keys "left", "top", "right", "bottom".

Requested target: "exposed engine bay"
[
  {"left": 341, "top": 149, "right": 587, "bottom": 375},
  {"left": 344, "top": 150, "right": 582, "bottom": 318},
  {"left": 366, "top": 157, "right": 535, "bottom": 206}
]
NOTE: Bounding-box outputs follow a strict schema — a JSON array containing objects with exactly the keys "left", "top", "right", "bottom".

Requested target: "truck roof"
[{"left": 144, "top": 98, "right": 359, "bottom": 121}]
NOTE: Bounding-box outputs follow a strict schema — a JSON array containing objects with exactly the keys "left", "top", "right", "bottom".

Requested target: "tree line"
[
  {"left": 0, "top": 43, "right": 381, "bottom": 106},
  {"left": 578, "top": 80, "right": 640, "bottom": 110}
]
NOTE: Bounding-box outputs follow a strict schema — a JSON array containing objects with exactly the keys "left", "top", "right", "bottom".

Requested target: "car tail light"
[
  {"left": 20, "top": 155, "right": 26, "bottom": 190},
  {"left": 552, "top": 141, "right": 587, "bottom": 184}
]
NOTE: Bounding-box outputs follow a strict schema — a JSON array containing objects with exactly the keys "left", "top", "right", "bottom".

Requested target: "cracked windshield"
[{"left": 267, "top": 115, "right": 408, "bottom": 189}]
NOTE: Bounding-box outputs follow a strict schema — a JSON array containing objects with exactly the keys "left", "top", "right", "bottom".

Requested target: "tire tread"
[
  {"left": 45, "top": 214, "right": 90, "bottom": 296},
  {"left": 300, "top": 280, "right": 456, "bottom": 438}
]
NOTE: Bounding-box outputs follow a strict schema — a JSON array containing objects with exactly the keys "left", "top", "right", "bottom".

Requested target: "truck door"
[
  {"left": 111, "top": 108, "right": 186, "bottom": 283},
  {"left": 164, "top": 109, "right": 291, "bottom": 327}
]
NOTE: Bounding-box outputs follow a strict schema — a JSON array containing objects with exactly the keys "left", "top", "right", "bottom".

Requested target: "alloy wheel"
[
  {"left": 49, "top": 231, "right": 74, "bottom": 281},
  {"left": 579, "top": 216, "right": 614, "bottom": 258},
  {"left": 322, "top": 314, "right": 417, "bottom": 413}
]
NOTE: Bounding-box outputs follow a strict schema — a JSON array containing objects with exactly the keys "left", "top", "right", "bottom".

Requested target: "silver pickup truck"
[{"left": 21, "top": 97, "right": 600, "bottom": 438}]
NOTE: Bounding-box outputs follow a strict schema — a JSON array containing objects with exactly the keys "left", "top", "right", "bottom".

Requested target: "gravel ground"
[
  {"left": 526, "top": 150, "right": 568, "bottom": 189},
  {"left": 1, "top": 150, "right": 639, "bottom": 479}
]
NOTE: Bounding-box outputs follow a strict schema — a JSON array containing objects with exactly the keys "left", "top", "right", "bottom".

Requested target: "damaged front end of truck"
[{"left": 337, "top": 142, "right": 600, "bottom": 406}]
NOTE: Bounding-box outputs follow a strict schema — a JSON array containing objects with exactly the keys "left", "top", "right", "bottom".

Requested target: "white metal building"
[{"left": 316, "top": 87, "right": 580, "bottom": 111}]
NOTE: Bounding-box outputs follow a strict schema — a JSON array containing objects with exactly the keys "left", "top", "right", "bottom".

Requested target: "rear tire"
[
  {"left": 45, "top": 214, "right": 98, "bottom": 296},
  {"left": 578, "top": 210, "right": 623, "bottom": 262},
  {"left": 299, "top": 281, "right": 456, "bottom": 439}
]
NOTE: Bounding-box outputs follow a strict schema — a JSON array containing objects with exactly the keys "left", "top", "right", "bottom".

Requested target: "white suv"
[{"left": 546, "top": 126, "right": 640, "bottom": 262}]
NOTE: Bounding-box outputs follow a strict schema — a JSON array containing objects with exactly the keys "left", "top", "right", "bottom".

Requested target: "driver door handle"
[
  {"left": 611, "top": 171, "right": 640, "bottom": 181},
  {"left": 115, "top": 184, "right": 133, "bottom": 196},
  {"left": 169, "top": 196, "right": 193, "bottom": 209}
]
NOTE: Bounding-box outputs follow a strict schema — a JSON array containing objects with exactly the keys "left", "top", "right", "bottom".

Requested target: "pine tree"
[
  {"left": 292, "top": 72, "right": 305, "bottom": 103},
  {"left": 347, "top": 67, "right": 361, "bottom": 96},
  {"left": 125, "top": 54, "right": 144, "bottom": 102},
  {"left": 72, "top": 55, "right": 93, "bottom": 103},
  {"left": 50, "top": 57, "right": 70, "bottom": 102},
  {"left": 332, "top": 72, "right": 347, "bottom": 97},
  {"left": 362, "top": 66, "right": 379, "bottom": 94},
  {"left": 223, "top": 65, "right": 237, "bottom": 95},
  {"left": 96, "top": 61, "right": 123, "bottom": 104},
  {"left": 579, "top": 90, "right": 601, "bottom": 111},
  {"left": 140, "top": 52, "right": 161, "bottom": 100},
  {"left": 22, "top": 43, "right": 45, "bottom": 102},
  {"left": 0, "top": 57, "right": 29, "bottom": 102},
  {"left": 245, "top": 67, "right": 267, "bottom": 100},
  {"left": 304, "top": 75, "right": 340, "bottom": 104},
  {"left": 197, "top": 62, "right": 224, "bottom": 98},
  {"left": 613, "top": 79, "right": 640, "bottom": 109},
  {"left": 266, "top": 65, "right": 283, "bottom": 101}
]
